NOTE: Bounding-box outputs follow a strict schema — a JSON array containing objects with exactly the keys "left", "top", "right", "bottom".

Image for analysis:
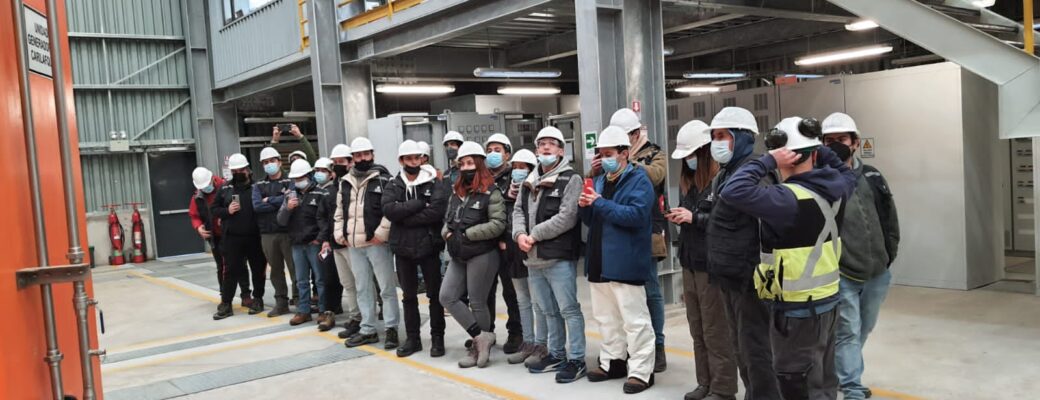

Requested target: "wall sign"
[
  {"left": 24, "top": 6, "right": 52, "bottom": 78},
  {"left": 861, "top": 137, "right": 876, "bottom": 158}
]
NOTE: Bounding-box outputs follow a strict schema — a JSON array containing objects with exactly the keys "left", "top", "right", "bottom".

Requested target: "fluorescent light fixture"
[
  {"left": 497, "top": 86, "right": 561, "bottom": 95},
  {"left": 711, "top": 77, "right": 750, "bottom": 85},
  {"left": 783, "top": 74, "right": 825, "bottom": 79},
  {"left": 282, "top": 111, "right": 316, "bottom": 118},
  {"left": 684, "top": 72, "right": 747, "bottom": 79},
  {"left": 375, "top": 84, "right": 456, "bottom": 94},
  {"left": 971, "top": 0, "right": 995, "bottom": 8},
  {"left": 473, "top": 67, "right": 562, "bottom": 79},
  {"left": 844, "top": 20, "right": 879, "bottom": 31},
  {"left": 794, "top": 45, "right": 893, "bottom": 66},
  {"left": 674, "top": 85, "right": 721, "bottom": 93},
  {"left": 529, "top": 12, "right": 555, "bottom": 18},
  {"left": 663, "top": 46, "right": 675, "bottom": 56}
]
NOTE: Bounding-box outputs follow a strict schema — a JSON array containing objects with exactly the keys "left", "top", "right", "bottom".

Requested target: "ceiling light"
[
  {"left": 497, "top": 86, "right": 560, "bottom": 95},
  {"left": 711, "top": 77, "right": 750, "bottom": 85},
  {"left": 663, "top": 46, "right": 675, "bottom": 56},
  {"left": 375, "top": 84, "right": 456, "bottom": 94},
  {"left": 282, "top": 111, "right": 316, "bottom": 118},
  {"left": 844, "top": 20, "right": 879, "bottom": 31},
  {"left": 783, "top": 74, "right": 825, "bottom": 79},
  {"left": 971, "top": 0, "right": 995, "bottom": 8},
  {"left": 684, "top": 72, "right": 746, "bottom": 79},
  {"left": 674, "top": 85, "right": 721, "bottom": 93},
  {"left": 529, "top": 12, "right": 555, "bottom": 18},
  {"left": 473, "top": 67, "right": 562, "bottom": 79},
  {"left": 794, "top": 45, "right": 893, "bottom": 66}
]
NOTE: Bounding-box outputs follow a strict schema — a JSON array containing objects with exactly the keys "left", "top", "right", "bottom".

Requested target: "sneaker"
[
  {"left": 503, "top": 333, "right": 523, "bottom": 354},
  {"left": 623, "top": 375, "right": 654, "bottom": 394},
  {"left": 318, "top": 311, "right": 336, "bottom": 332},
  {"left": 338, "top": 319, "right": 361, "bottom": 339},
  {"left": 588, "top": 359, "right": 627, "bottom": 382},
  {"left": 248, "top": 299, "right": 264, "bottom": 315},
  {"left": 685, "top": 385, "right": 710, "bottom": 400},
  {"left": 474, "top": 331, "right": 496, "bottom": 368},
  {"left": 345, "top": 332, "right": 379, "bottom": 348},
  {"left": 212, "top": 303, "right": 233, "bottom": 320},
  {"left": 554, "top": 359, "right": 587, "bottom": 383},
  {"left": 289, "top": 312, "right": 312, "bottom": 326},
  {"left": 396, "top": 337, "right": 422, "bottom": 358},
  {"left": 507, "top": 342, "right": 535, "bottom": 365},
  {"left": 528, "top": 353, "right": 565, "bottom": 374},
  {"left": 430, "top": 335, "right": 445, "bottom": 358},
  {"left": 384, "top": 328, "right": 399, "bottom": 350},
  {"left": 523, "top": 344, "right": 550, "bottom": 369},
  {"left": 458, "top": 346, "right": 479, "bottom": 368},
  {"left": 654, "top": 344, "right": 667, "bottom": 372}
]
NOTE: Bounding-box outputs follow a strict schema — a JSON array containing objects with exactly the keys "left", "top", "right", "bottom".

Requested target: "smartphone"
[
  {"left": 319, "top": 247, "right": 330, "bottom": 260},
  {"left": 231, "top": 194, "right": 240, "bottom": 204},
  {"left": 278, "top": 123, "right": 292, "bottom": 134},
  {"left": 583, "top": 178, "right": 594, "bottom": 194}
]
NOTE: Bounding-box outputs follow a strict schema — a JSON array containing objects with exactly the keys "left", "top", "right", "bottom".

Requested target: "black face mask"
[
  {"left": 446, "top": 148, "right": 459, "bottom": 161},
  {"left": 827, "top": 142, "right": 853, "bottom": 163},
  {"left": 403, "top": 165, "right": 421, "bottom": 175},
  {"left": 460, "top": 170, "right": 476, "bottom": 184},
  {"left": 333, "top": 164, "right": 349, "bottom": 177},
  {"left": 232, "top": 172, "right": 250, "bottom": 185},
  {"left": 354, "top": 160, "right": 373, "bottom": 172}
]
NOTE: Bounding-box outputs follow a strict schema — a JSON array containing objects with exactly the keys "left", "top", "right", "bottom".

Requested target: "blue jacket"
[{"left": 579, "top": 165, "right": 656, "bottom": 283}]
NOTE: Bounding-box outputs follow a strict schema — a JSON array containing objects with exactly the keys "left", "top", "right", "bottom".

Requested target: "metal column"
[
  {"left": 575, "top": 0, "right": 625, "bottom": 170},
  {"left": 183, "top": 0, "right": 218, "bottom": 171},
  {"left": 341, "top": 64, "right": 374, "bottom": 142},
  {"left": 213, "top": 104, "right": 242, "bottom": 165},
  {"left": 308, "top": 0, "right": 348, "bottom": 155}
]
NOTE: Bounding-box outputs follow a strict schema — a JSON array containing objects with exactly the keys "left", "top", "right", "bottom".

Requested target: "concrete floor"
[{"left": 92, "top": 256, "right": 1040, "bottom": 399}]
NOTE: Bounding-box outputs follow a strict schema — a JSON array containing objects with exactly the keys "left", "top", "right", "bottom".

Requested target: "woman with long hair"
[
  {"left": 440, "top": 141, "right": 508, "bottom": 368},
  {"left": 665, "top": 120, "right": 739, "bottom": 400}
]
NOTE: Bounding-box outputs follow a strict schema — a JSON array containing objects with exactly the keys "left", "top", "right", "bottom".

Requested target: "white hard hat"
[
  {"left": 288, "top": 159, "right": 312, "bottom": 179},
  {"left": 443, "top": 131, "right": 465, "bottom": 145},
  {"left": 289, "top": 150, "right": 307, "bottom": 161},
  {"left": 259, "top": 147, "right": 281, "bottom": 162},
  {"left": 671, "top": 120, "right": 712, "bottom": 159},
  {"left": 709, "top": 107, "right": 760, "bottom": 135},
  {"left": 416, "top": 141, "right": 431, "bottom": 156},
  {"left": 610, "top": 108, "right": 642, "bottom": 132},
  {"left": 192, "top": 167, "right": 213, "bottom": 190},
  {"left": 822, "top": 112, "right": 859, "bottom": 135},
  {"left": 314, "top": 157, "right": 333, "bottom": 170},
  {"left": 485, "top": 133, "right": 512, "bottom": 149},
  {"left": 330, "top": 144, "right": 353, "bottom": 159},
  {"left": 535, "top": 126, "right": 565, "bottom": 144},
  {"left": 596, "top": 125, "right": 631, "bottom": 149},
  {"left": 510, "top": 149, "right": 537, "bottom": 167},
  {"left": 774, "top": 117, "right": 822, "bottom": 151},
  {"left": 456, "top": 141, "right": 486, "bottom": 161},
  {"left": 398, "top": 140, "right": 423, "bottom": 157},
  {"left": 350, "top": 137, "right": 374, "bottom": 153},
  {"left": 228, "top": 153, "right": 249, "bottom": 170}
]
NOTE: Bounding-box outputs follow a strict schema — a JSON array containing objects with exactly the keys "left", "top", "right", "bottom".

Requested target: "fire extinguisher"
[
  {"left": 128, "top": 202, "right": 146, "bottom": 263},
  {"left": 105, "top": 204, "right": 125, "bottom": 266}
]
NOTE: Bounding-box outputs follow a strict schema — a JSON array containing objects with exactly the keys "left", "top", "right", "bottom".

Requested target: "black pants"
[
  {"left": 488, "top": 249, "right": 522, "bottom": 336},
  {"left": 396, "top": 253, "right": 445, "bottom": 338},
  {"left": 771, "top": 307, "right": 838, "bottom": 400},
  {"left": 322, "top": 248, "right": 344, "bottom": 313},
  {"left": 212, "top": 236, "right": 250, "bottom": 300},
  {"left": 722, "top": 285, "right": 781, "bottom": 400},
  {"left": 220, "top": 234, "right": 267, "bottom": 305}
]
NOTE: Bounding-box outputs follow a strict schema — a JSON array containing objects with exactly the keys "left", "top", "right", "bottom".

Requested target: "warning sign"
[
  {"left": 23, "top": 6, "right": 52, "bottom": 77},
  {"left": 861, "top": 137, "right": 875, "bottom": 158}
]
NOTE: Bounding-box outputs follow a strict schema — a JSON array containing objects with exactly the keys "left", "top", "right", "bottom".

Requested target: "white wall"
[{"left": 86, "top": 210, "right": 157, "bottom": 266}]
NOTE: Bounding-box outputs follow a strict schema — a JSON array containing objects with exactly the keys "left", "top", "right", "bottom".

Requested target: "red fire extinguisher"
[
  {"left": 128, "top": 202, "right": 146, "bottom": 263},
  {"left": 105, "top": 204, "right": 126, "bottom": 266}
]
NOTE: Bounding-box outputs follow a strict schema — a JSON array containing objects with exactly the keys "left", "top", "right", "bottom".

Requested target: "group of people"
[{"left": 187, "top": 105, "right": 899, "bottom": 398}]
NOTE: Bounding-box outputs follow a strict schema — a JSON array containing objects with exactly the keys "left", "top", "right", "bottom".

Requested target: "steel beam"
[
  {"left": 506, "top": 30, "right": 578, "bottom": 67},
  {"left": 666, "top": 0, "right": 855, "bottom": 23},
  {"left": 667, "top": 18, "right": 842, "bottom": 59},
  {"left": 663, "top": 12, "right": 745, "bottom": 34},
  {"left": 183, "top": 0, "right": 218, "bottom": 171},
  {"left": 341, "top": 0, "right": 470, "bottom": 42},
  {"left": 687, "top": 29, "right": 898, "bottom": 70},
  {"left": 309, "top": 0, "right": 348, "bottom": 156},
  {"left": 213, "top": 60, "right": 312, "bottom": 104},
  {"left": 68, "top": 32, "right": 186, "bottom": 41},
  {"left": 342, "top": 64, "right": 374, "bottom": 143}
]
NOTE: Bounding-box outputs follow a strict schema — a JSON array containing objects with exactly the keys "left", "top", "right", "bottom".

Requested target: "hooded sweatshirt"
[{"left": 512, "top": 160, "right": 584, "bottom": 269}]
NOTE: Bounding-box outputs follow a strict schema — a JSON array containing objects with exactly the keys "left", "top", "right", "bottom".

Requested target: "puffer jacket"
[
  {"left": 276, "top": 180, "right": 328, "bottom": 245},
  {"left": 334, "top": 166, "right": 392, "bottom": 248},
  {"left": 442, "top": 187, "right": 507, "bottom": 261},
  {"left": 382, "top": 165, "right": 448, "bottom": 259}
]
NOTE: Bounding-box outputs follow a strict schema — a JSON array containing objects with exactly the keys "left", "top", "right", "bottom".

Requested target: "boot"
[
  {"left": 458, "top": 346, "right": 479, "bottom": 368},
  {"left": 430, "top": 335, "right": 445, "bottom": 358},
  {"left": 503, "top": 333, "right": 523, "bottom": 354},
  {"left": 523, "top": 344, "right": 549, "bottom": 369},
  {"left": 623, "top": 374, "right": 655, "bottom": 394},
  {"left": 507, "top": 342, "right": 535, "bottom": 365},
  {"left": 588, "top": 358, "right": 628, "bottom": 382},
  {"left": 396, "top": 337, "right": 422, "bottom": 358},
  {"left": 473, "top": 331, "right": 496, "bottom": 368},
  {"left": 267, "top": 299, "right": 290, "bottom": 318},
  {"left": 685, "top": 385, "right": 710, "bottom": 400},
  {"left": 289, "top": 312, "right": 312, "bottom": 326},
  {"left": 241, "top": 295, "right": 254, "bottom": 308},
  {"left": 212, "top": 302, "right": 233, "bottom": 320},
  {"left": 338, "top": 319, "right": 361, "bottom": 339},
  {"left": 248, "top": 299, "right": 264, "bottom": 315},
  {"left": 654, "top": 344, "right": 667, "bottom": 372},
  {"left": 318, "top": 311, "right": 336, "bottom": 332},
  {"left": 384, "top": 328, "right": 399, "bottom": 350}
]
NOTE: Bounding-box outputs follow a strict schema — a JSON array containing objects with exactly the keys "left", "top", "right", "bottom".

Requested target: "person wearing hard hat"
[
  {"left": 380, "top": 140, "right": 450, "bottom": 358},
  {"left": 720, "top": 116, "right": 857, "bottom": 400},
  {"left": 272, "top": 123, "right": 317, "bottom": 162},
  {"left": 253, "top": 146, "right": 299, "bottom": 317},
  {"left": 189, "top": 167, "right": 253, "bottom": 313},
  {"left": 440, "top": 141, "right": 507, "bottom": 369},
  {"left": 311, "top": 157, "right": 344, "bottom": 332},
  {"left": 503, "top": 149, "right": 550, "bottom": 366},
  {"left": 327, "top": 144, "right": 363, "bottom": 338},
  {"left": 512, "top": 126, "right": 587, "bottom": 382},
  {"left": 484, "top": 133, "right": 524, "bottom": 355},
  {"left": 608, "top": 107, "right": 671, "bottom": 373},
  {"left": 664, "top": 121, "right": 738, "bottom": 400},
  {"left": 417, "top": 141, "right": 432, "bottom": 165},
  {"left": 211, "top": 154, "right": 268, "bottom": 320},
  {"left": 276, "top": 159, "right": 330, "bottom": 327},
  {"left": 334, "top": 137, "right": 400, "bottom": 350},
  {"left": 443, "top": 131, "right": 465, "bottom": 185},
  {"left": 577, "top": 125, "right": 656, "bottom": 394},
  {"left": 289, "top": 150, "right": 308, "bottom": 164},
  {"left": 701, "top": 106, "right": 781, "bottom": 400},
  {"left": 821, "top": 112, "right": 900, "bottom": 400}
]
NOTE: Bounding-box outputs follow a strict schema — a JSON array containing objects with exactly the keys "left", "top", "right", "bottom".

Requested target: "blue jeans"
[
  {"left": 348, "top": 245, "right": 400, "bottom": 335},
  {"left": 835, "top": 269, "right": 892, "bottom": 400},
  {"left": 528, "top": 260, "right": 584, "bottom": 361},
  {"left": 292, "top": 243, "right": 325, "bottom": 314},
  {"left": 513, "top": 277, "right": 549, "bottom": 345},
  {"left": 645, "top": 268, "right": 666, "bottom": 346}
]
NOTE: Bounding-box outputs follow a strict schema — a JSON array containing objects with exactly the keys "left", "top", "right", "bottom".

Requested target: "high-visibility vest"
[{"left": 754, "top": 183, "right": 842, "bottom": 303}]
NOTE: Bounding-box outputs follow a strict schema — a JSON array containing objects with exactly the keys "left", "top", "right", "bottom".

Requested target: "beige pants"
[
  {"left": 333, "top": 247, "right": 361, "bottom": 321},
  {"left": 591, "top": 281, "right": 655, "bottom": 382}
]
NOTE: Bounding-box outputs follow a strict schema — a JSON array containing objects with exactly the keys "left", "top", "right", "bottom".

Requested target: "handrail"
[{"left": 340, "top": 0, "right": 424, "bottom": 30}]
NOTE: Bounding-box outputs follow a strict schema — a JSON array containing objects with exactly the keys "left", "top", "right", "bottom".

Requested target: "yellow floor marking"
[
  {"left": 107, "top": 319, "right": 284, "bottom": 354},
  {"left": 103, "top": 330, "right": 312, "bottom": 374},
  {"left": 126, "top": 270, "right": 250, "bottom": 313}
]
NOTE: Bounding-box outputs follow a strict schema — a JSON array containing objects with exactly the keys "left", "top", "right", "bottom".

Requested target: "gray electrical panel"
[{"left": 1011, "top": 138, "right": 1035, "bottom": 252}]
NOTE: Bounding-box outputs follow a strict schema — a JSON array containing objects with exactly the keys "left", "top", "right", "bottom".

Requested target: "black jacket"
[
  {"left": 381, "top": 168, "right": 448, "bottom": 259},
  {"left": 252, "top": 175, "right": 292, "bottom": 234},
  {"left": 317, "top": 180, "right": 342, "bottom": 249},
  {"left": 276, "top": 181, "right": 327, "bottom": 245},
  {"left": 677, "top": 184, "right": 712, "bottom": 272},
  {"left": 213, "top": 181, "right": 260, "bottom": 237},
  {"left": 706, "top": 157, "right": 775, "bottom": 292}
]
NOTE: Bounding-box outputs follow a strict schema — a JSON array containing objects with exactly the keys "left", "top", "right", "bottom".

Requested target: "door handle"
[{"left": 158, "top": 209, "right": 189, "bottom": 215}]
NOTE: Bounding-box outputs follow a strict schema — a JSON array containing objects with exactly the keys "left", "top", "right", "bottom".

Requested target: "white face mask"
[{"left": 710, "top": 140, "right": 733, "bottom": 164}]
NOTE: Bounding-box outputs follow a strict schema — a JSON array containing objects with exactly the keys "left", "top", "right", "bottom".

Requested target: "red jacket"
[{"left": 188, "top": 176, "right": 225, "bottom": 237}]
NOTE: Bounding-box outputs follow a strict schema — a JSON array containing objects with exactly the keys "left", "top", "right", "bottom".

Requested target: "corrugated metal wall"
[
  {"left": 80, "top": 154, "right": 149, "bottom": 212},
  {"left": 67, "top": 0, "right": 185, "bottom": 36},
  {"left": 208, "top": 0, "right": 305, "bottom": 86}
]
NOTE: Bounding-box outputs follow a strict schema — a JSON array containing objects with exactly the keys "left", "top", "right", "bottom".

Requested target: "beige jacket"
[{"left": 333, "top": 169, "right": 392, "bottom": 248}]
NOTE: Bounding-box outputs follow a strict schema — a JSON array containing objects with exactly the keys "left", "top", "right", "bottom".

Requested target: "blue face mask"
[
  {"left": 710, "top": 140, "right": 733, "bottom": 164},
  {"left": 685, "top": 157, "right": 698, "bottom": 171},
  {"left": 263, "top": 163, "right": 280, "bottom": 176},
  {"left": 313, "top": 172, "right": 328, "bottom": 185},
  {"left": 201, "top": 184, "right": 214, "bottom": 194},
  {"left": 511, "top": 169, "right": 529, "bottom": 182},
  {"left": 486, "top": 152, "right": 504, "bottom": 169},
  {"left": 537, "top": 154, "right": 558, "bottom": 167},
  {"left": 294, "top": 179, "right": 310, "bottom": 190},
  {"left": 602, "top": 156, "right": 620, "bottom": 174}
]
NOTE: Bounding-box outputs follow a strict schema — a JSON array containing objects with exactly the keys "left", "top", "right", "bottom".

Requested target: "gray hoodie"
[{"left": 512, "top": 161, "right": 583, "bottom": 269}]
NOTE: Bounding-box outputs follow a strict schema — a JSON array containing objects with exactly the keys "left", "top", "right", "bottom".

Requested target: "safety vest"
[{"left": 754, "top": 183, "right": 842, "bottom": 303}]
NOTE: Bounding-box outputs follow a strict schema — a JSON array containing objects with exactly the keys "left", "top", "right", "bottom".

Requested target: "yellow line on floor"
[
  {"left": 103, "top": 330, "right": 312, "bottom": 374},
  {"left": 126, "top": 270, "right": 250, "bottom": 313},
  {"left": 316, "top": 332, "right": 531, "bottom": 400},
  {"left": 107, "top": 319, "right": 285, "bottom": 354},
  {"left": 871, "top": 388, "right": 928, "bottom": 400}
]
